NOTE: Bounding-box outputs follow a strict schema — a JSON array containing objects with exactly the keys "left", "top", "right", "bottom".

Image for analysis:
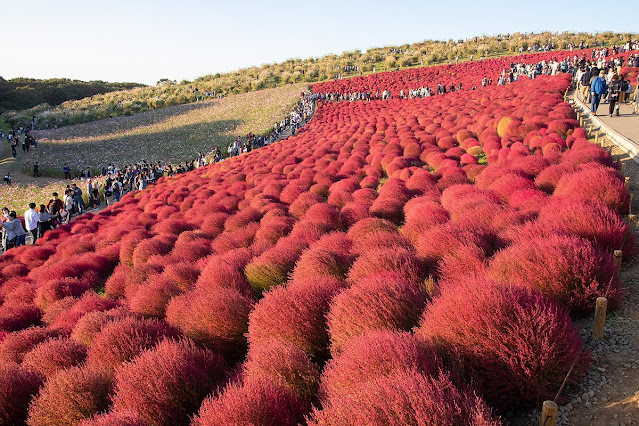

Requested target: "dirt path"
[{"left": 0, "top": 136, "right": 61, "bottom": 185}]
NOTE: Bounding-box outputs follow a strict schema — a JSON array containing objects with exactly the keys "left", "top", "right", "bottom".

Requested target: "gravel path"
[{"left": 510, "top": 91, "right": 639, "bottom": 426}]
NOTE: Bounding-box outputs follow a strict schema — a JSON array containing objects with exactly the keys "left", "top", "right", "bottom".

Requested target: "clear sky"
[{"left": 2, "top": 0, "right": 636, "bottom": 86}]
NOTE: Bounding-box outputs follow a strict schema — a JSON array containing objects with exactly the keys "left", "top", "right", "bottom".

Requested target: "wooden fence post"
[
  {"left": 539, "top": 400, "right": 558, "bottom": 426},
  {"left": 595, "top": 132, "right": 599, "bottom": 144},
  {"left": 593, "top": 297, "right": 608, "bottom": 340},
  {"left": 625, "top": 177, "right": 630, "bottom": 189},
  {"left": 629, "top": 214, "right": 637, "bottom": 231},
  {"left": 614, "top": 250, "right": 623, "bottom": 274},
  {"left": 621, "top": 162, "right": 627, "bottom": 177}
]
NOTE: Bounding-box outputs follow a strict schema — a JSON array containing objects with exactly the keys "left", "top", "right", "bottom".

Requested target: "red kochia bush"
[
  {"left": 244, "top": 237, "right": 308, "bottom": 293},
  {"left": 0, "top": 303, "right": 42, "bottom": 332},
  {"left": 166, "top": 287, "right": 253, "bottom": 360},
  {"left": 27, "top": 366, "right": 112, "bottom": 426},
  {"left": 248, "top": 278, "right": 346, "bottom": 360},
  {"left": 319, "top": 330, "right": 440, "bottom": 401},
  {"left": 536, "top": 196, "right": 636, "bottom": 257},
  {"left": 327, "top": 272, "right": 426, "bottom": 355},
  {"left": 0, "top": 362, "right": 44, "bottom": 425},
  {"left": 71, "top": 307, "right": 133, "bottom": 347},
  {"left": 131, "top": 234, "right": 177, "bottom": 266},
  {"left": 34, "top": 277, "right": 92, "bottom": 310},
  {"left": 291, "top": 232, "right": 354, "bottom": 281},
  {"left": 346, "top": 217, "right": 397, "bottom": 241},
  {"left": 310, "top": 370, "right": 499, "bottom": 426},
  {"left": 50, "top": 293, "right": 119, "bottom": 334},
  {"left": 244, "top": 338, "right": 320, "bottom": 400},
  {"left": 111, "top": 339, "right": 227, "bottom": 426},
  {"left": 0, "top": 326, "right": 58, "bottom": 363},
  {"left": 128, "top": 275, "right": 183, "bottom": 318},
  {"left": 87, "top": 317, "right": 177, "bottom": 371},
  {"left": 347, "top": 247, "right": 425, "bottom": 284},
  {"left": 554, "top": 166, "right": 630, "bottom": 213},
  {"left": 193, "top": 377, "right": 309, "bottom": 426},
  {"left": 196, "top": 252, "right": 253, "bottom": 297},
  {"left": 79, "top": 410, "right": 149, "bottom": 426},
  {"left": 22, "top": 336, "right": 87, "bottom": 377},
  {"left": 488, "top": 234, "right": 620, "bottom": 313},
  {"left": 418, "top": 278, "right": 589, "bottom": 410}
]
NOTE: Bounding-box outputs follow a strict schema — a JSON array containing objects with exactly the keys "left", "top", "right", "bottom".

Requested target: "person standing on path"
[
  {"left": 33, "top": 162, "right": 40, "bottom": 178},
  {"left": 2, "top": 211, "right": 26, "bottom": 250},
  {"left": 591, "top": 69, "right": 608, "bottom": 116},
  {"left": 24, "top": 203, "right": 39, "bottom": 244},
  {"left": 607, "top": 74, "right": 623, "bottom": 117}
]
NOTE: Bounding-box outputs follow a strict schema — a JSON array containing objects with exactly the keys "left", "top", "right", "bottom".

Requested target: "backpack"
[{"left": 621, "top": 80, "right": 629, "bottom": 92}]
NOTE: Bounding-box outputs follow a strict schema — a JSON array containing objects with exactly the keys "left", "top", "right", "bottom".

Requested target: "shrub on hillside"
[
  {"left": 347, "top": 247, "right": 424, "bottom": 284},
  {"left": 291, "top": 232, "right": 354, "bottom": 281},
  {"left": 536, "top": 196, "right": 636, "bottom": 257},
  {"left": 50, "top": 293, "right": 119, "bottom": 334},
  {"left": 193, "top": 377, "right": 309, "bottom": 426},
  {"left": 22, "top": 336, "right": 87, "bottom": 377},
  {"left": 166, "top": 287, "right": 253, "bottom": 359},
  {"left": 327, "top": 272, "right": 426, "bottom": 355},
  {"left": 0, "top": 303, "right": 42, "bottom": 332},
  {"left": 310, "top": 370, "right": 498, "bottom": 426},
  {"left": 417, "top": 277, "right": 589, "bottom": 410},
  {"left": 71, "top": 308, "right": 133, "bottom": 346},
  {"left": 346, "top": 217, "right": 398, "bottom": 241},
  {"left": 79, "top": 410, "right": 149, "bottom": 426},
  {"left": 161, "top": 262, "right": 200, "bottom": 290},
  {"left": 0, "top": 362, "right": 44, "bottom": 426},
  {"left": 131, "top": 234, "right": 177, "bottom": 267},
  {"left": 34, "top": 277, "right": 92, "bottom": 310},
  {"left": 554, "top": 166, "right": 629, "bottom": 213},
  {"left": 244, "top": 238, "right": 308, "bottom": 293},
  {"left": 86, "top": 317, "right": 177, "bottom": 371},
  {"left": 247, "top": 278, "right": 346, "bottom": 360},
  {"left": 488, "top": 234, "right": 620, "bottom": 313},
  {"left": 244, "top": 338, "right": 320, "bottom": 400},
  {"left": 27, "top": 366, "right": 113, "bottom": 426},
  {"left": 128, "top": 275, "right": 183, "bottom": 318},
  {"left": 0, "top": 326, "right": 58, "bottom": 363},
  {"left": 319, "top": 330, "right": 439, "bottom": 401},
  {"left": 111, "top": 339, "right": 227, "bottom": 426}
]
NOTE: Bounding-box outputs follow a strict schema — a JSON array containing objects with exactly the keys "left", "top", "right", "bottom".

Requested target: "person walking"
[
  {"left": 591, "top": 69, "right": 607, "bottom": 116},
  {"left": 607, "top": 74, "right": 623, "bottom": 117},
  {"left": 33, "top": 161, "right": 40, "bottom": 178},
  {"left": 24, "top": 203, "right": 39, "bottom": 244}
]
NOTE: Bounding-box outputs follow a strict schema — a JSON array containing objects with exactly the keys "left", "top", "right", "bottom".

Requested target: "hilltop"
[
  {"left": 0, "top": 77, "right": 143, "bottom": 115},
  {"left": 2, "top": 31, "right": 633, "bottom": 130}
]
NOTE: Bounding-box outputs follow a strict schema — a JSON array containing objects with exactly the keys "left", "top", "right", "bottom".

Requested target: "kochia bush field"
[{"left": 0, "top": 50, "right": 634, "bottom": 423}]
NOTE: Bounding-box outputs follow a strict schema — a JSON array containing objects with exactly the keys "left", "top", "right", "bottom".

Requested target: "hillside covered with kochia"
[
  {"left": 3, "top": 31, "right": 631, "bottom": 129},
  {"left": 0, "top": 50, "right": 635, "bottom": 425}
]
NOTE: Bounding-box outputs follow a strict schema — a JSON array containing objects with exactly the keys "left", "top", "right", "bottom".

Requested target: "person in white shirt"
[{"left": 24, "top": 203, "right": 39, "bottom": 244}]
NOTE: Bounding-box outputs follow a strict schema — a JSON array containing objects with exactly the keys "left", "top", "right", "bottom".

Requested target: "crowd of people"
[
  {"left": 1, "top": 92, "right": 317, "bottom": 253},
  {"left": 2, "top": 128, "right": 39, "bottom": 160},
  {"left": 315, "top": 46, "right": 639, "bottom": 107},
  {"left": 575, "top": 53, "right": 639, "bottom": 117},
  {"left": 226, "top": 92, "right": 315, "bottom": 158}
]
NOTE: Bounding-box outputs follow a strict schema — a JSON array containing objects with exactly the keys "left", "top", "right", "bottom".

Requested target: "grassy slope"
[
  {"left": 8, "top": 31, "right": 630, "bottom": 128},
  {"left": 27, "top": 84, "right": 304, "bottom": 177}
]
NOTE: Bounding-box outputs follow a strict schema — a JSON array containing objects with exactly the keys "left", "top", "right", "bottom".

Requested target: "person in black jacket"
[{"left": 608, "top": 74, "right": 623, "bottom": 117}]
